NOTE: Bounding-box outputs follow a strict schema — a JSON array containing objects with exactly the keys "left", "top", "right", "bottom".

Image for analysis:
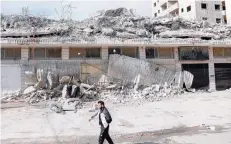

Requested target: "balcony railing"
[
  {"left": 168, "top": 2, "right": 179, "bottom": 13},
  {"left": 159, "top": 0, "right": 167, "bottom": 7}
]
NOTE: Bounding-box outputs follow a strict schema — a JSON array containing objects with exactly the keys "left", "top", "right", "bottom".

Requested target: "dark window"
[
  {"left": 146, "top": 48, "right": 157, "bottom": 58},
  {"left": 46, "top": 48, "right": 61, "bottom": 58},
  {"left": 158, "top": 10, "right": 160, "bottom": 13},
  {"left": 69, "top": 48, "right": 101, "bottom": 58},
  {"left": 154, "top": 2, "right": 156, "bottom": 7},
  {"left": 178, "top": 46, "right": 209, "bottom": 60},
  {"left": 157, "top": 48, "right": 174, "bottom": 59},
  {"left": 109, "top": 47, "right": 137, "bottom": 58},
  {"left": 201, "top": 3, "right": 207, "bottom": 9},
  {"left": 215, "top": 4, "right": 220, "bottom": 10},
  {"left": 202, "top": 17, "right": 208, "bottom": 20},
  {"left": 187, "top": 6, "right": 191, "bottom": 12},
  {"left": 181, "top": 8, "right": 184, "bottom": 12},
  {"left": 108, "top": 48, "right": 121, "bottom": 56},
  {"left": 146, "top": 47, "right": 173, "bottom": 59},
  {"left": 213, "top": 48, "right": 231, "bottom": 57},
  {"left": 223, "top": 6, "right": 226, "bottom": 10},
  {"left": 69, "top": 48, "right": 85, "bottom": 58},
  {"left": 216, "top": 18, "right": 221, "bottom": 23},
  {"left": 154, "top": 13, "right": 157, "bottom": 17},
  {"left": 29, "top": 48, "right": 61, "bottom": 59},
  {"left": 121, "top": 48, "right": 138, "bottom": 58},
  {"left": 30, "top": 48, "right": 45, "bottom": 59},
  {"left": 86, "top": 48, "right": 101, "bottom": 58},
  {"left": 1, "top": 48, "right": 21, "bottom": 60}
]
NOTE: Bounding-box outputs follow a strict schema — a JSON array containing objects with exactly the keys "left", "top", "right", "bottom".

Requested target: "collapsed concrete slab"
[
  {"left": 108, "top": 54, "right": 176, "bottom": 86},
  {"left": 183, "top": 71, "right": 194, "bottom": 89}
]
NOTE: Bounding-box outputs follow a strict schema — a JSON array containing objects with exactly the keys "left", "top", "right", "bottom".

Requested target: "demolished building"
[{"left": 1, "top": 8, "right": 231, "bottom": 94}]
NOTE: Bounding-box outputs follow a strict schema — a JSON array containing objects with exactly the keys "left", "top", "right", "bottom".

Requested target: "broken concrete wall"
[{"left": 108, "top": 54, "right": 176, "bottom": 86}]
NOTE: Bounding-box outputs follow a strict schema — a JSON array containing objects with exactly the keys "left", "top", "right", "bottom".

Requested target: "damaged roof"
[{"left": 1, "top": 8, "right": 231, "bottom": 44}]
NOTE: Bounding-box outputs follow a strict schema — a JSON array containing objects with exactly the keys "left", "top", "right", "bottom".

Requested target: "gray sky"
[{"left": 1, "top": 0, "right": 152, "bottom": 21}]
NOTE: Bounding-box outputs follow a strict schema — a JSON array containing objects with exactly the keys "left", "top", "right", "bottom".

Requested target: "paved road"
[{"left": 2, "top": 124, "right": 231, "bottom": 144}]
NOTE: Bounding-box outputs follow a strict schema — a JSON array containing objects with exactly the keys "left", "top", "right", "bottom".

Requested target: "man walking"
[{"left": 89, "top": 101, "right": 114, "bottom": 144}]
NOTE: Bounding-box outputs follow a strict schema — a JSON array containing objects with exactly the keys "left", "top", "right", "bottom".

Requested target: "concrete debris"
[
  {"left": 62, "top": 85, "right": 68, "bottom": 98},
  {"left": 103, "top": 8, "right": 135, "bottom": 17},
  {"left": 106, "top": 84, "right": 118, "bottom": 89},
  {"left": 47, "top": 71, "right": 57, "bottom": 90},
  {"left": 101, "top": 84, "right": 184, "bottom": 103},
  {"left": 3, "top": 8, "right": 230, "bottom": 41},
  {"left": 34, "top": 81, "right": 43, "bottom": 90},
  {"left": 24, "top": 71, "right": 37, "bottom": 86},
  {"left": 49, "top": 101, "right": 65, "bottom": 114},
  {"left": 23, "top": 86, "right": 36, "bottom": 94},
  {"left": 183, "top": 71, "right": 194, "bottom": 90},
  {"left": 60, "top": 76, "right": 72, "bottom": 84},
  {"left": 102, "top": 28, "right": 116, "bottom": 36},
  {"left": 133, "top": 74, "right": 141, "bottom": 92},
  {"left": 98, "top": 75, "right": 109, "bottom": 86},
  {"left": 49, "top": 97, "right": 84, "bottom": 114},
  {"left": 36, "top": 69, "right": 46, "bottom": 89},
  {"left": 81, "top": 83, "right": 93, "bottom": 89}
]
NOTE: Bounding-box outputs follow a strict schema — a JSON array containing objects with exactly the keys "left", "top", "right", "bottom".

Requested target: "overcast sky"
[{"left": 1, "top": 0, "right": 152, "bottom": 21}]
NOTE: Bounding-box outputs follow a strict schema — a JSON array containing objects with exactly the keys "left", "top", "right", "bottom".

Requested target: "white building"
[{"left": 152, "top": 0, "right": 230, "bottom": 25}]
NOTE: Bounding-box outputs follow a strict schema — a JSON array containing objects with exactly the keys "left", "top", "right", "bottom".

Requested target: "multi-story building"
[
  {"left": 152, "top": 0, "right": 230, "bottom": 25},
  {"left": 1, "top": 38, "right": 231, "bottom": 92}
]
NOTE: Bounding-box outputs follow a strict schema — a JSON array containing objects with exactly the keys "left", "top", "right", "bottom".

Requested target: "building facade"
[
  {"left": 1, "top": 39, "right": 231, "bottom": 92},
  {"left": 152, "top": 0, "right": 230, "bottom": 24}
]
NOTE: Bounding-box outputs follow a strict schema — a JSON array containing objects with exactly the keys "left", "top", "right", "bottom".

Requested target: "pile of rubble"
[
  {"left": 1, "top": 54, "right": 196, "bottom": 111},
  {"left": 1, "top": 71, "right": 99, "bottom": 113},
  {"left": 98, "top": 83, "right": 184, "bottom": 104},
  {"left": 1, "top": 8, "right": 231, "bottom": 41}
]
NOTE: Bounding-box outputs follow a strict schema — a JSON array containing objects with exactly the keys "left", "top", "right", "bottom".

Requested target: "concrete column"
[
  {"left": 21, "top": 46, "right": 29, "bottom": 60},
  {"left": 173, "top": 47, "right": 181, "bottom": 71},
  {"left": 62, "top": 46, "right": 69, "bottom": 60},
  {"left": 208, "top": 46, "right": 216, "bottom": 91},
  {"left": 139, "top": 46, "right": 146, "bottom": 60},
  {"left": 101, "top": 45, "right": 108, "bottom": 60}
]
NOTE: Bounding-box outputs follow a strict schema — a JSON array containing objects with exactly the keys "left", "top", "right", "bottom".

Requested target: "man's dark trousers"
[{"left": 99, "top": 125, "right": 114, "bottom": 144}]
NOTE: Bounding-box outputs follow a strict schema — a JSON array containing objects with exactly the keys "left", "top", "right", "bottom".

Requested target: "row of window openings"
[
  {"left": 2, "top": 48, "right": 231, "bottom": 60},
  {"left": 181, "top": 3, "right": 225, "bottom": 13},
  {"left": 202, "top": 17, "right": 223, "bottom": 24},
  {"left": 200, "top": 3, "right": 225, "bottom": 11},
  {"left": 170, "top": 4, "right": 223, "bottom": 24},
  {"left": 1, "top": 48, "right": 174, "bottom": 59}
]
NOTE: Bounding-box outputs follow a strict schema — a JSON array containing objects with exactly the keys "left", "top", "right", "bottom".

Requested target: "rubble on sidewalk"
[
  {"left": 2, "top": 55, "right": 197, "bottom": 108},
  {"left": 1, "top": 72, "right": 99, "bottom": 112}
]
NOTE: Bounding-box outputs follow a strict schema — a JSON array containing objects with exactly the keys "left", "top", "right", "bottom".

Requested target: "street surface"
[{"left": 1, "top": 90, "right": 231, "bottom": 144}]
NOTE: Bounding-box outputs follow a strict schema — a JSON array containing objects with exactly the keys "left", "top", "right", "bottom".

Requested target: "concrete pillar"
[
  {"left": 101, "top": 45, "right": 108, "bottom": 60},
  {"left": 139, "top": 46, "right": 146, "bottom": 60},
  {"left": 173, "top": 47, "right": 181, "bottom": 71},
  {"left": 62, "top": 46, "right": 69, "bottom": 60},
  {"left": 101, "top": 46, "right": 109, "bottom": 74},
  {"left": 21, "top": 46, "right": 29, "bottom": 60},
  {"left": 208, "top": 46, "right": 216, "bottom": 91}
]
